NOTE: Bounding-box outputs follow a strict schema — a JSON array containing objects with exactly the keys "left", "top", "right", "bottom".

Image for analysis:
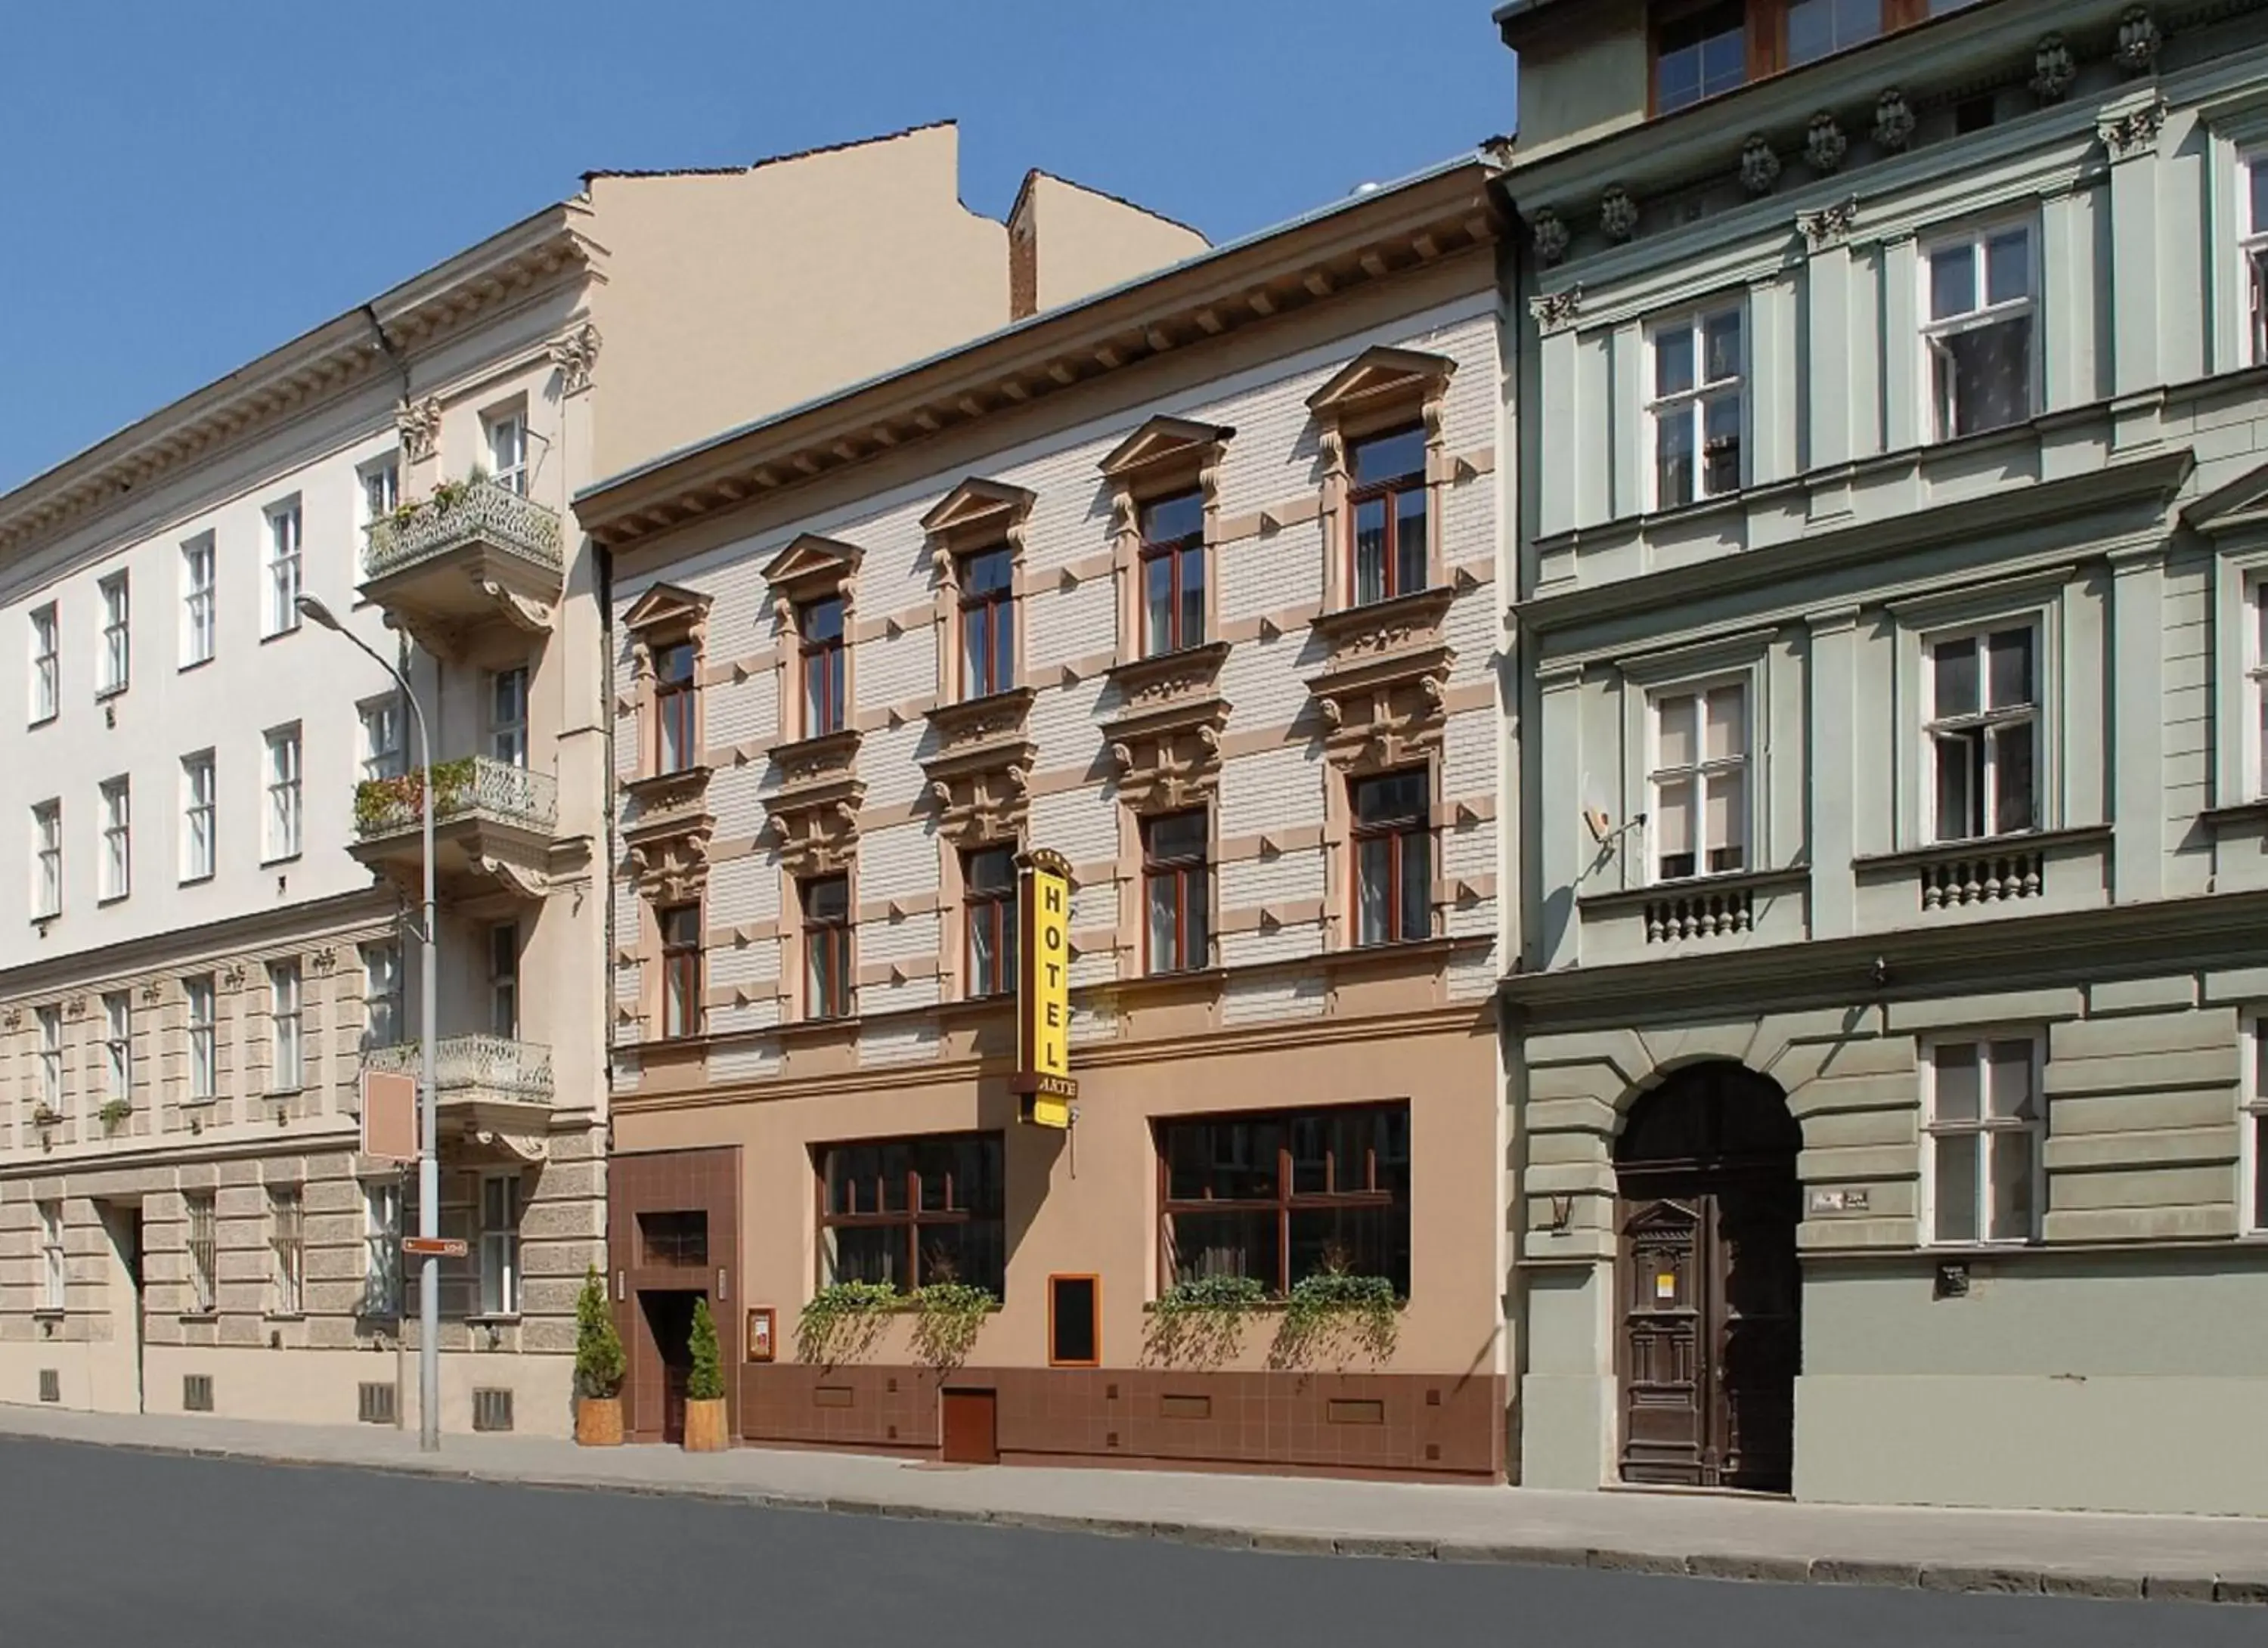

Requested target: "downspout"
[{"left": 600, "top": 538, "right": 617, "bottom": 1134}]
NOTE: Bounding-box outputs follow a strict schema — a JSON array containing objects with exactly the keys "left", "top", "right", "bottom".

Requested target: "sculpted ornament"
[
  {"left": 2113, "top": 6, "right": 2161, "bottom": 75},
  {"left": 1739, "top": 135, "right": 1783, "bottom": 197},
  {"left": 2099, "top": 99, "right": 2166, "bottom": 162},
  {"left": 1872, "top": 88, "right": 1916, "bottom": 152},
  {"left": 395, "top": 397, "right": 443, "bottom": 463},
  {"left": 1798, "top": 197, "right": 1860, "bottom": 251},
  {"left": 1804, "top": 113, "right": 1848, "bottom": 175},
  {"left": 2030, "top": 34, "right": 2077, "bottom": 103},
  {"left": 1597, "top": 187, "right": 1639, "bottom": 243},
  {"left": 1530, "top": 208, "right": 1570, "bottom": 268},
  {"left": 548, "top": 322, "right": 603, "bottom": 395}
]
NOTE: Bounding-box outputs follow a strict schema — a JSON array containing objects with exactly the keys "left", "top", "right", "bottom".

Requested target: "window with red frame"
[
  {"left": 655, "top": 640, "right": 697, "bottom": 773},
  {"left": 800, "top": 596, "right": 846, "bottom": 737},
  {"left": 1352, "top": 770, "right": 1430, "bottom": 946},
  {"left": 1143, "top": 810, "right": 1210, "bottom": 974},
  {"left": 802, "top": 874, "right": 853, "bottom": 1021},
  {"left": 1139, "top": 490, "right": 1206, "bottom": 658},
  {"left": 660, "top": 903, "right": 702, "bottom": 1039},
  {"left": 817, "top": 1132, "right": 1005, "bottom": 1294},
  {"left": 963, "top": 846, "right": 1018, "bottom": 997},
  {"left": 959, "top": 547, "right": 1015, "bottom": 699},
  {"left": 1651, "top": 0, "right": 1977, "bottom": 115},
  {"left": 1349, "top": 426, "right": 1428, "bottom": 606}
]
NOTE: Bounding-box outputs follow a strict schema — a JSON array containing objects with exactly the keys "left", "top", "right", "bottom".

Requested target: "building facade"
[
  {"left": 1500, "top": 0, "right": 2268, "bottom": 1513},
  {"left": 0, "top": 123, "right": 1201, "bottom": 1437},
  {"left": 578, "top": 163, "right": 1511, "bottom": 1476}
]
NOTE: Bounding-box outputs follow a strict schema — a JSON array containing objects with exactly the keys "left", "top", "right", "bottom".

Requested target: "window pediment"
[
  {"left": 621, "top": 581, "right": 711, "bottom": 642},
  {"left": 2183, "top": 455, "right": 2268, "bottom": 544},
  {"left": 761, "top": 533, "right": 862, "bottom": 600},
  {"left": 921, "top": 476, "right": 1036, "bottom": 546},
  {"left": 1307, "top": 345, "right": 1457, "bottom": 420},
  {"left": 1098, "top": 417, "right": 1234, "bottom": 486},
  {"left": 1309, "top": 585, "right": 1456, "bottom": 664}
]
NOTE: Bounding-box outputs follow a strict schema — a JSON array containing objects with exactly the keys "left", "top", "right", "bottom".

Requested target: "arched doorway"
[{"left": 1614, "top": 1062, "right": 1800, "bottom": 1492}]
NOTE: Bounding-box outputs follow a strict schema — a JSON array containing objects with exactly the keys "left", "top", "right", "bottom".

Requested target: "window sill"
[
  {"left": 1579, "top": 866, "right": 1810, "bottom": 912},
  {"left": 1921, "top": 1241, "right": 2041, "bottom": 1259},
  {"left": 259, "top": 625, "right": 302, "bottom": 644},
  {"left": 263, "top": 1312, "right": 306, "bottom": 1323},
  {"left": 179, "top": 656, "right": 213, "bottom": 675},
  {"left": 464, "top": 1313, "right": 522, "bottom": 1327},
  {"left": 96, "top": 894, "right": 128, "bottom": 909},
  {"left": 2200, "top": 799, "right": 2268, "bottom": 834},
  {"left": 1851, "top": 823, "right": 2112, "bottom": 873},
  {"left": 178, "top": 872, "right": 214, "bottom": 888},
  {"left": 27, "top": 714, "right": 56, "bottom": 731},
  {"left": 94, "top": 686, "right": 129, "bottom": 704},
  {"left": 177, "top": 1312, "right": 219, "bottom": 1324},
  {"left": 265, "top": 1088, "right": 304, "bottom": 1101},
  {"left": 934, "top": 993, "right": 1015, "bottom": 1023},
  {"left": 260, "top": 852, "right": 303, "bottom": 869},
  {"left": 1321, "top": 935, "right": 1458, "bottom": 968},
  {"left": 33, "top": 1309, "right": 67, "bottom": 1323},
  {"left": 1310, "top": 585, "right": 1456, "bottom": 643}
]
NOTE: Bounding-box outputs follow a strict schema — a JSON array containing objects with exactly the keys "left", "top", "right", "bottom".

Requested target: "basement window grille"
[
  {"left": 37, "top": 1370, "right": 59, "bottom": 1404},
  {"left": 182, "top": 1374, "right": 214, "bottom": 1413},
  {"left": 472, "top": 1387, "right": 515, "bottom": 1433},
  {"left": 358, "top": 1383, "right": 398, "bottom": 1426}
]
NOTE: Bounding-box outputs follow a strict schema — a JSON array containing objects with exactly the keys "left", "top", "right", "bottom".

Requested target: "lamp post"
[{"left": 299, "top": 594, "right": 441, "bottom": 1453}]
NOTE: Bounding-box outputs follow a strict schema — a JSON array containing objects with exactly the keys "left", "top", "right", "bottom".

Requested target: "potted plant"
[
  {"left": 572, "top": 1265, "right": 626, "bottom": 1446},
  {"left": 682, "top": 1295, "right": 730, "bottom": 1451},
  {"left": 1145, "top": 1273, "right": 1267, "bottom": 1368},
  {"left": 1269, "top": 1245, "right": 1400, "bottom": 1371},
  {"left": 96, "top": 1098, "right": 131, "bottom": 1135}
]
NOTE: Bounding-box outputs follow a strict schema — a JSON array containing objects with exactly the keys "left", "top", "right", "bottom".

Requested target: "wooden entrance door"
[
  {"left": 641, "top": 1291, "right": 699, "bottom": 1445},
  {"left": 940, "top": 1388, "right": 998, "bottom": 1464},
  {"left": 1615, "top": 1064, "right": 1799, "bottom": 1492}
]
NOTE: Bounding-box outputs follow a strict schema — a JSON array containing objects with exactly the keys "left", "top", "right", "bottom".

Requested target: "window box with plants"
[{"left": 572, "top": 1265, "right": 626, "bottom": 1447}]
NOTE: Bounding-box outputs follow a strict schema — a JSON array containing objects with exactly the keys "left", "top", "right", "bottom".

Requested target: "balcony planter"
[
  {"left": 682, "top": 1296, "right": 730, "bottom": 1452},
  {"left": 573, "top": 1265, "right": 625, "bottom": 1448}
]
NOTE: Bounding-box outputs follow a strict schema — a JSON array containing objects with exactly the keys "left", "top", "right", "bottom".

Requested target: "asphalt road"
[{"left": 0, "top": 1438, "right": 2254, "bottom": 1646}]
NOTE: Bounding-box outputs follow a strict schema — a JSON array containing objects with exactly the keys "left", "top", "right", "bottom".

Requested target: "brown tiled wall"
[
  {"left": 607, "top": 1147, "right": 742, "bottom": 1442},
  {"left": 740, "top": 1363, "right": 1505, "bottom": 1479}
]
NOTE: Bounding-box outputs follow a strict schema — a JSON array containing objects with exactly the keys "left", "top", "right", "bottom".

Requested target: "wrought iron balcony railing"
[
  {"left": 362, "top": 476, "right": 562, "bottom": 584},
  {"left": 353, "top": 755, "right": 558, "bottom": 841},
  {"left": 362, "top": 1035, "right": 554, "bottom": 1103}
]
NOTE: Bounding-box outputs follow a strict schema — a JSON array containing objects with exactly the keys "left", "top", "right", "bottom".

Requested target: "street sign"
[
  {"left": 360, "top": 1069, "right": 418, "bottom": 1163},
  {"left": 401, "top": 1236, "right": 468, "bottom": 1259}
]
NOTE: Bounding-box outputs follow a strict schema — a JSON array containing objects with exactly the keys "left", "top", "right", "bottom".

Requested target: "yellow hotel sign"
[{"left": 1016, "top": 848, "right": 1077, "bottom": 1128}]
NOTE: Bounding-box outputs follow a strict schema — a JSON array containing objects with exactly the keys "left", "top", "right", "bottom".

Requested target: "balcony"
[
  {"left": 362, "top": 1035, "right": 555, "bottom": 1160},
  {"left": 360, "top": 478, "right": 564, "bottom": 652},
  {"left": 351, "top": 755, "right": 559, "bottom": 903}
]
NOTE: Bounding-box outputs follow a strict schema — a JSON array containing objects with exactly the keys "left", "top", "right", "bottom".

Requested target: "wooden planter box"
[
  {"left": 682, "top": 1396, "right": 730, "bottom": 1452},
  {"left": 575, "top": 1396, "right": 624, "bottom": 1447}
]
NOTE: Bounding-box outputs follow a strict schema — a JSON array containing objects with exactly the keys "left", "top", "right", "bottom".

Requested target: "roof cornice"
[{"left": 576, "top": 161, "right": 1504, "bottom": 549}]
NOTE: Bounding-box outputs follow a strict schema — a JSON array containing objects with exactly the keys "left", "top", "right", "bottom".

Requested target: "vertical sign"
[
  {"left": 360, "top": 1069, "right": 418, "bottom": 1163},
  {"left": 1016, "top": 847, "right": 1077, "bottom": 1127}
]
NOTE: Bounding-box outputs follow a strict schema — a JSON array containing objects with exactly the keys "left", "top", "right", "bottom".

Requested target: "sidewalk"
[{"left": 2, "top": 1403, "right": 2260, "bottom": 1605}]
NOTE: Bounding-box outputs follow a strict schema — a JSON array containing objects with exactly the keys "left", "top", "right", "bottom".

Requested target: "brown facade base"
[{"left": 740, "top": 1363, "right": 1506, "bottom": 1480}]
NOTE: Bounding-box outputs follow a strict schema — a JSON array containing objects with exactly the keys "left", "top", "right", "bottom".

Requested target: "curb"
[{"left": 5, "top": 1428, "right": 2263, "bottom": 1606}]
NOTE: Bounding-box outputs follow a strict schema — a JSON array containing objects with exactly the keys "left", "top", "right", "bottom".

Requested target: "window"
[
  {"left": 802, "top": 875, "right": 853, "bottom": 1021},
  {"left": 1140, "top": 491, "right": 1207, "bottom": 656},
  {"left": 801, "top": 596, "right": 847, "bottom": 737},
  {"left": 959, "top": 547, "right": 1015, "bottom": 700},
  {"left": 264, "top": 500, "right": 302, "bottom": 637},
  {"left": 31, "top": 798, "right": 60, "bottom": 918},
  {"left": 479, "top": 1174, "right": 522, "bottom": 1315},
  {"left": 39, "top": 1200, "right": 65, "bottom": 1312},
  {"left": 269, "top": 1188, "right": 305, "bottom": 1315},
  {"left": 180, "top": 751, "right": 215, "bottom": 882},
  {"left": 1656, "top": 0, "right": 1746, "bottom": 113},
  {"left": 487, "top": 411, "right": 529, "bottom": 497},
  {"left": 36, "top": 1005, "right": 60, "bottom": 1113},
  {"left": 2254, "top": 582, "right": 2268, "bottom": 798},
  {"left": 488, "top": 666, "right": 528, "bottom": 768},
  {"left": 185, "top": 975, "right": 216, "bottom": 1101},
  {"left": 817, "top": 1132, "right": 1005, "bottom": 1295},
  {"left": 1158, "top": 1104, "right": 1411, "bottom": 1296},
  {"left": 29, "top": 603, "right": 57, "bottom": 724},
  {"left": 363, "top": 1180, "right": 403, "bottom": 1318},
  {"left": 639, "top": 1210, "right": 709, "bottom": 1267},
  {"left": 181, "top": 535, "right": 215, "bottom": 668},
  {"left": 1352, "top": 770, "right": 1430, "bottom": 946},
  {"left": 361, "top": 944, "right": 401, "bottom": 1052},
  {"left": 1649, "top": 306, "right": 1743, "bottom": 508},
  {"left": 184, "top": 1194, "right": 218, "bottom": 1315},
  {"left": 1349, "top": 426, "right": 1428, "bottom": 606},
  {"left": 1926, "top": 626, "right": 2036, "bottom": 842},
  {"left": 963, "top": 846, "right": 1018, "bottom": 998},
  {"left": 1144, "top": 810, "right": 1211, "bottom": 974},
  {"left": 1651, "top": 683, "right": 1748, "bottom": 879},
  {"left": 1785, "top": 0, "right": 1880, "bottom": 63},
  {"left": 1926, "top": 1037, "right": 2043, "bottom": 1244},
  {"left": 268, "top": 960, "right": 302, "bottom": 1092},
  {"left": 359, "top": 697, "right": 404, "bottom": 782},
  {"left": 98, "top": 778, "right": 130, "bottom": 902},
  {"left": 661, "top": 903, "right": 702, "bottom": 1039},
  {"left": 97, "top": 572, "right": 129, "bottom": 696},
  {"left": 264, "top": 724, "right": 302, "bottom": 861},
  {"left": 487, "top": 923, "right": 519, "bottom": 1039},
  {"left": 1924, "top": 224, "right": 2034, "bottom": 441},
  {"left": 102, "top": 992, "right": 129, "bottom": 1104},
  {"left": 360, "top": 456, "right": 400, "bottom": 524},
  {"left": 655, "top": 641, "right": 697, "bottom": 773}
]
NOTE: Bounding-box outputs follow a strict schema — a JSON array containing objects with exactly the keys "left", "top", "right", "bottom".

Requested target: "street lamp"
[{"left": 299, "top": 594, "right": 442, "bottom": 1453}]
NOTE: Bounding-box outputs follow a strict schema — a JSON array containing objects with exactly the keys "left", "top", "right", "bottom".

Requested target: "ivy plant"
[
  {"left": 96, "top": 1098, "right": 132, "bottom": 1130},
  {"left": 1145, "top": 1275, "right": 1267, "bottom": 1369},
  {"left": 1269, "top": 1272, "right": 1399, "bottom": 1371},
  {"left": 908, "top": 1282, "right": 994, "bottom": 1371},
  {"left": 795, "top": 1280, "right": 897, "bottom": 1368}
]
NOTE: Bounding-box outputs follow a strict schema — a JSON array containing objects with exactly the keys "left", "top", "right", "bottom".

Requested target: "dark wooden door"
[
  {"left": 642, "top": 1291, "right": 698, "bottom": 1445},
  {"left": 940, "top": 1388, "right": 998, "bottom": 1464}
]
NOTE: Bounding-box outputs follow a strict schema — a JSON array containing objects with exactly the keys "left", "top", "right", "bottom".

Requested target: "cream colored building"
[{"left": 0, "top": 122, "right": 1201, "bottom": 1436}]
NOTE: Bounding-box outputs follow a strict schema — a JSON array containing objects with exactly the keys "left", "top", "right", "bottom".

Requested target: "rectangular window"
[
  {"left": 1144, "top": 810, "right": 1211, "bottom": 974},
  {"left": 638, "top": 1210, "right": 710, "bottom": 1267},
  {"left": 185, "top": 975, "right": 216, "bottom": 1101},
  {"left": 802, "top": 875, "right": 853, "bottom": 1021},
  {"left": 2248, "top": 1024, "right": 2268, "bottom": 1234},
  {"left": 1651, "top": 683, "right": 1748, "bottom": 879},
  {"left": 1140, "top": 491, "right": 1207, "bottom": 657},
  {"left": 268, "top": 960, "right": 302, "bottom": 1092},
  {"left": 102, "top": 991, "right": 129, "bottom": 1103},
  {"left": 99, "top": 777, "right": 131, "bottom": 902},
  {"left": 29, "top": 603, "right": 57, "bottom": 724},
  {"left": 2254, "top": 581, "right": 2268, "bottom": 799},
  {"left": 184, "top": 1193, "right": 218, "bottom": 1315},
  {"left": 959, "top": 547, "right": 1015, "bottom": 700},
  {"left": 487, "top": 923, "right": 519, "bottom": 1039},
  {"left": 39, "top": 1200, "right": 65, "bottom": 1312},
  {"left": 655, "top": 641, "right": 698, "bottom": 773},
  {"left": 1157, "top": 1103, "right": 1411, "bottom": 1296},
  {"left": 269, "top": 1188, "right": 305, "bottom": 1315},
  {"left": 264, "top": 500, "right": 302, "bottom": 637},
  {"left": 98, "top": 571, "right": 130, "bottom": 696},
  {"left": 1924, "top": 223, "right": 2035, "bottom": 441},
  {"left": 801, "top": 598, "right": 847, "bottom": 737},
  {"left": 1656, "top": 0, "right": 1746, "bottom": 113},
  {"left": 1349, "top": 426, "right": 1428, "bottom": 606},
  {"left": 360, "top": 456, "right": 400, "bottom": 524},
  {"left": 1649, "top": 306, "right": 1744, "bottom": 508},
  {"left": 1785, "top": 0, "right": 1881, "bottom": 64},
  {"left": 479, "top": 1174, "right": 521, "bottom": 1315},
  {"left": 31, "top": 798, "right": 60, "bottom": 918},
  {"left": 361, "top": 943, "right": 402, "bottom": 1052},
  {"left": 264, "top": 724, "right": 302, "bottom": 861},
  {"left": 1927, "top": 1037, "right": 2043, "bottom": 1245},
  {"left": 36, "top": 1005, "right": 61, "bottom": 1112},
  {"left": 1352, "top": 770, "right": 1430, "bottom": 946},
  {"left": 816, "top": 1132, "right": 1006, "bottom": 1296},
  {"left": 181, "top": 534, "right": 215, "bottom": 668},
  {"left": 962, "top": 846, "right": 1018, "bottom": 998},
  {"left": 1926, "top": 626, "right": 2037, "bottom": 842},
  {"left": 486, "top": 411, "right": 528, "bottom": 497},
  {"left": 360, "top": 696, "right": 404, "bottom": 782},
  {"left": 488, "top": 666, "right": 528, "bottom": 768},
  {"left": 181, "top": 750, "right": 215, "bottom": 882},
  {"left": 363, "top": 1180, "right": 403, "bottom": 1318},
  {"left": 2244, "top": 154, "right": 2268, "bottom": 366},
  {"left": 661, "top": 903, "right": 702, "bottom": 1040}
]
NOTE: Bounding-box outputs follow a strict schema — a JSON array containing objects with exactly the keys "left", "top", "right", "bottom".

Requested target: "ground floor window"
[
  {"left": 816, "top": 1132, "right": 1005, "bottom": 1295},
  {"left": 1925, "top": 1036, "right": 2043, "bottom": 1245},
  {"left": 479, "top": 1174, "right": 522, "bottom": 1316},
  {"left": 362, "top": 1180, "right": 403, "bottom": 1318},
  {"left": 1157, "top": 1103, "right": 1411, "bottom": 1296},
  {"left": 2248, "top": 1021, "right": 2268, "bottom": 1234}
]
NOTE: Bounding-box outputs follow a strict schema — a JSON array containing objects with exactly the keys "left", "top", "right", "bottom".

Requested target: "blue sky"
[{"left": 0, "top": 0, "right": 1517, "bottom": 494}]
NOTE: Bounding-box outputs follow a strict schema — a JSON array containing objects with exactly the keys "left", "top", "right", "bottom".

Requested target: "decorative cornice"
[
  {"left": 1798, "top": 197, "right": 1861, "bottom": 251},
  {"left": 2097, "top": 97, "right": 2167, "bottom": 162},
  {"left": 1530, "top": 285, "right": 1583, "bottom": 333},
  {"left": 548, "top": 321, "right": 603, "bottom": 395}
]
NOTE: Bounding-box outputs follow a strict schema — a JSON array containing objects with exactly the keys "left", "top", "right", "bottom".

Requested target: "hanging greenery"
[
  {"left": 1145, "top": 1275, "right": 1268, "bottom": 1369},
  {"left": 1270, "top": 1271, "right": 1399, "bottom": 1371},
  {"left": 96, "top": 1098, "right": 132, "bottom": 1131},
  {"left": 909, "top": 1282, "right": 994, "bottom": 1371},
  {"left": 573, "top": 1265, "right": 625, "bottom": 1399},
  {"left": 686, "top": 1296, "right": 726, "bottom": 1402},
  {"left": 794, "top": 1281, "right": 897, "bottom": 1368}
]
